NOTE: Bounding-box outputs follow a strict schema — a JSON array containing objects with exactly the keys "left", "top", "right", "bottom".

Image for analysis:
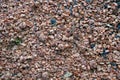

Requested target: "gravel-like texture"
[{"left": 0, "top": 0, "right": 120, "bottom": 80}]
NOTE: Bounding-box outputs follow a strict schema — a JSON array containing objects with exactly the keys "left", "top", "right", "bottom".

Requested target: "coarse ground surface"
[{"left": 0, "top": 0, "right": 120, "bottom": 80}]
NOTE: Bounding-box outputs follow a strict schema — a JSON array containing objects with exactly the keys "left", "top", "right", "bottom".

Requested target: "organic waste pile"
[{"left": 0, "top": 0, "right": 120, "bottom": 80}]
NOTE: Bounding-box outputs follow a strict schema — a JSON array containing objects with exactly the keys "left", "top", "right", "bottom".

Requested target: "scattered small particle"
[
  {"left": 90, "top": 43, "right": 95, "bottom": 49},
  {"left": 90, "top": 67, "right": 97, "bottom": 73},
  {"left": 101, "top": 78, "right": 109, "bottom": 80},
  {"left": 117, "top": 23, "right": 120, "bottom": 30},
  {"left": 109, "top": 31, "right": 114, "bottom": 35},
  {"left": 15, "top": 0, "right": 20, "bottom": 1},
  {"left": 100, "top": 48, "right": 109, "bottom": 58},
  {"left": 63, "top": 72, "right": 73, "bottom": 78},
  {"left": 106, "top": 24, "right": 113, "bottom": 28},
  {"left": 73, "top": 0, "right": 77, "bottom": 5},
  {"left": 116, "top": 1, "right": 120, "bottom": 8},
  {"left": 34, "top": 0, "right": 37, "bottom": 2},
  {"left": 69, "top": 6, "right": 73, "bottom": 16},
  {"left": 110, "top": 62, "right": 117, "bottom": 66},
  {"left": 50, "top": 18, "right": 57, "bottom": 25},
  {"left": 110, "top": 62, "right": 118, "bottom": 70},
  {"left": 55, "top": 49, "right": 62, "bottom": 54},
  {"left": 86, "top": 0, "right": 92, "bottom": 3},
  {"left": 21, "top": 65, "right": 29, "bottom": 70},
  {"left": 1, "top": 0, "right": 120, "bottom": 79},
  {"left": 115, "top": 35, "right": 120, "bottom": 38},
  {"left": 104, "top": 4, "right": 108, "bottom": 9}
]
